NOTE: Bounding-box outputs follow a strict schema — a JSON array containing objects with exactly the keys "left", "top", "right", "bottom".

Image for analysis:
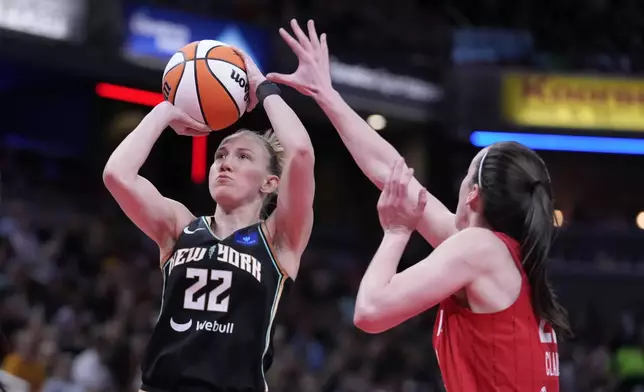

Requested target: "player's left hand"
[
  {"left": 230, "top": 46, "right": 265, "bottom": 112},
  {"left": 377, "top": 158, "right": 428, "bottom": 234}
]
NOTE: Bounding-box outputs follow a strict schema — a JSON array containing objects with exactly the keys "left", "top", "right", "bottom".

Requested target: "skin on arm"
[
  {"left": 233, "top": 46, "right": 315, "bottom": 279},
  {"left": 103, "top": 102, "right": 207, "bottom": 262},
  {"left": 354, "top": 228, "right": 501, "bottom": 333},
  {"left": 263, "top": 94, "right": 315, "bottom": 279},
  {"left": 267, "top": 19, "right": 457, "bottom": 248},
  {"left": 352, "top": 159, "right": 502, "bottom": 333}
]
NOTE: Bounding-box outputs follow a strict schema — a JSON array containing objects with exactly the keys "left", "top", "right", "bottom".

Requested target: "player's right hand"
[
  {"left": 266, "top": 19, "right": 333, "bottom": 98},
  {"left": 157, "top": 101, "right": 211, "bottom": 136},
  {"left": 377, "top": 158, "right": 428, "bottom": 234}
]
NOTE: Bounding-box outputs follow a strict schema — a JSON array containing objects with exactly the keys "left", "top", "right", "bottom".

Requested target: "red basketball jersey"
[{"left": 432, "top": 233, "right": 559, "bottom": 392}]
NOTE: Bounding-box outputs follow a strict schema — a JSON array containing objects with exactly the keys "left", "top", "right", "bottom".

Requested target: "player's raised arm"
[
  {"left": 103, "top": 102, "right": 208, "bottom": 258},
  {"left": 268, "top": 19, "right": 456, "bottom": 248},
  {"left": 353, "top": 159, "right": 498, "bottom": 333},
  {"left": 233, "top": 47, "right": 315, "bottom": 278}
]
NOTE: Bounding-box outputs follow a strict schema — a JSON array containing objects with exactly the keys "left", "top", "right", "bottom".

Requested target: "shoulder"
[
  {"left": 165, "top": 198, "right": 196, "bottom": 237},
  {"left": 263, "top": 213, "right": 311, "bottom": 254},
  {"left": 444, "top": 227, "right": 514, "bottom": 271}
]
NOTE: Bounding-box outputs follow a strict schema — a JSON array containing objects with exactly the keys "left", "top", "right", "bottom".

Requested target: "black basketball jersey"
[{"left": 141, "top": 217, "right": 292, "bottom": 392}]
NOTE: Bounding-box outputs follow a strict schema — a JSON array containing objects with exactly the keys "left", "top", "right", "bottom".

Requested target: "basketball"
[{"left": 162, "top": 40, "right": 250, "bottom": 131}]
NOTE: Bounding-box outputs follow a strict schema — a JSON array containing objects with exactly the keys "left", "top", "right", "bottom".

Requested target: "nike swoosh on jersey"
[
  {"left": 170, "top": 318, "right": 193, "bottom": 332},
  {"left": 183, "top": 227, "right": 206, "bottom": 235}
]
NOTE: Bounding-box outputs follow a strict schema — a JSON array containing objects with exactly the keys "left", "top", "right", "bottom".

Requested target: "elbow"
[
  {"left": 291, "top": 145, "right": 315, "bottom": 168},
  {"left": 102, "top": 166, "right": 118, "bottom": 188},
  {"left": 353, "top": 304, "right": 386, "bottom": 334},
  {"left": 102, "top": 166, "right": 129, "bottom": 191}
]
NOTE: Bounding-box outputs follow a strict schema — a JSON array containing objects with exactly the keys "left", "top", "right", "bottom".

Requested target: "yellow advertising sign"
[{"left": 502, "top": 73, "right": 644, "bottom": 131}]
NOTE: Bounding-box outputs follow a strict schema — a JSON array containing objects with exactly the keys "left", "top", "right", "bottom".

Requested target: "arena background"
[{"left": 1, "top": 0, "right": 644, "bottom": 391}]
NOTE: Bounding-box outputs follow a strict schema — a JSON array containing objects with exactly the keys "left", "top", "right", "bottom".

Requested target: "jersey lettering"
[
  {"left": 168, "top": 247, "right": 207, "bottom": 275},
  {"left": 217, "top": 244, "right": 262, "bottom": 282},
  {"left": 183, "top": 267, "right": 233, "bottom": 312},
  {"left": 167, "top": 245, "right": 262, "bottom": 283},
  {"left": 545, "top": 351, "right": 559, "bottom": 377},
  {"left": 538, "top": 319, "right": 557, "bottom": 344},
  {"left": 539, "top": 319, "right": 559, "bottom": 377}
]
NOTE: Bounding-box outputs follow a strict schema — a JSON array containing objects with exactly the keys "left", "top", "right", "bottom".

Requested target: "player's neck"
[
  {"left": 212, "top": 201, "right": 262, "bottom": 238},
  {"left": 467, "top": 213, "right": 491, "bottom": 230}
]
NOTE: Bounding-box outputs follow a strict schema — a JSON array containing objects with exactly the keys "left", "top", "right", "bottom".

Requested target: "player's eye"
[
  {"left": 239, "top": 153, "right": 251, "bottom": 160},
  {"left": 215, "top": 152, "right": 226, "bottom": 160}
]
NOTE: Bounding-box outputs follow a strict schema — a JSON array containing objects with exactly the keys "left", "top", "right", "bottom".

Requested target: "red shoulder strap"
[{"left": 493, "top": 232, "right": 525, "bottom": 274}]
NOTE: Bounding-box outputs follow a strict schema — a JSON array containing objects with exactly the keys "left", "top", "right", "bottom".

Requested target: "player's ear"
[
  {"left": 466, "top": 184, "right": 481, "bottom": 209},
  {"left": 260, "top": 174, "right": 279, "bottom": 195}
]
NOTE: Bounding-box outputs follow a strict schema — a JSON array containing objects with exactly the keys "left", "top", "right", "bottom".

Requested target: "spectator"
[{"left": 1, "top": 330, "right": 46, "bottom": 392}]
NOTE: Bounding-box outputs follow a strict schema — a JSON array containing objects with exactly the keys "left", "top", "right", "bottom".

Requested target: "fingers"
[
  {"left": 391, "top": 158, "right": 405, "bottom": 200},
  {"left": 379, "top": 159, "right": 397, "bottom": 208},
  {"left": 246, "top": 100, "right": 257, "bottom": 113},
  {"left": 307, "top": 20, "right": 321, "bottom": 49},
  {"left": 399, "top": 167, "right": 414, "bottom": 200},
  {"left": 185, "top": 116, "right": 210, "bottom": 133},
  {"left": 230, "top": 46, "right": 252, "bottom": 66},
  {"left": 279, "top": 27, "right": 306, "bottom": 57},
  {"left": 185, "top": 129, "right": 209, "bottom": 137},
  {"left": 389, "top": 158, "right": 416, "bottom": 203},
  {"left": 320, "top": 33, "right": 329, "bottom": 65},
  {"left": 229, "top": 45, "right": 247, "bottom": 60},
  {"left": 416, "top": 189, "right": 428, "bottom": 214},
  {"left": 383, "top": 158, "right": 417, "bottom": 204},
  {"left": 266, "top": 72, "right": 295, "bottom": 86},
  {"left": 384, "top": 159, "right": 397, "bottom": 199},
  {"left": 290, "top": 19, "right": 313, "bottom": 51}
]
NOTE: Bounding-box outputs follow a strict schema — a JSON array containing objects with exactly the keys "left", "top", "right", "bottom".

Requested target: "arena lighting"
[
  {"left": 96, "top": 83, "right": 164, "bottom": 106},
  {"left": 367, "top": 114, "right": 387, "bottom": 131},
  {"left": 191, "top": 136, "right": 207, "bottom": 183},
  {"left": 636, "top": 212, "right": 644, "bottom": 230},
  {"left": 553, "top": 209, "right": 564, "bottom": 227},
  {"left": 470, "top": 131, "right": 644, "bottom": 155},
  {"left": 96, "top": 83, "right": 207, "bottom": 184}
]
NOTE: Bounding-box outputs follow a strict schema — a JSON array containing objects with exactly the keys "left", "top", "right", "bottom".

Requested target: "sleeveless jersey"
[
  {"left": 432, "top": 232, "right": 559, "bottom": 392},
  {"left": 141, "top": 217, "right": 292, "bottom": 392}
]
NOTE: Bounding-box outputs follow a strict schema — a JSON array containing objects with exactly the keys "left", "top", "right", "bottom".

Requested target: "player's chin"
[{"left": 211, "top": 186, "right": 242, "bottom": 207}]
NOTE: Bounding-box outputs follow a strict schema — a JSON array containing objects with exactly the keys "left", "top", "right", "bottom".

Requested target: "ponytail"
[
  {"left": 476, "top": 141, "right": 571, "bottom": 338},
  {"left": 522, "top": 184, "right": 572, "bottom": 337}
]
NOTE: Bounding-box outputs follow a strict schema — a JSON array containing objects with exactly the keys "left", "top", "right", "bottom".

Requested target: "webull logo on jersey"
[
  {"left": 170, "top": 318, "right": 234, "bottom": 334},
  {"left": 167, "top": 244, "right": 261, "bottom": 282},
  {"left": 196, "top": 320, "right": 234, "bottom": 333}
]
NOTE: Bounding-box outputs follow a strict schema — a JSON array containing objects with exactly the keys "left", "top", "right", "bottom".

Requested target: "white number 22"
[{"left": 183, "top": 268, "right": 232, "bottom": 312}]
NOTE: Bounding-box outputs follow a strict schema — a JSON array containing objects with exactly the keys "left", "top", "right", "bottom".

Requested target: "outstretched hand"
[
  {"left": 377, "top": 158, "right": 428, "bottom": 234},
  {"left": 267, "top": 19, "right": 333, "bottom": 98}
]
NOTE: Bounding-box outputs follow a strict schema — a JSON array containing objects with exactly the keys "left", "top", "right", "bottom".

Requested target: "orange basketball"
[{"left": 162, "top": 40, "right": 249, "bottom": 131}]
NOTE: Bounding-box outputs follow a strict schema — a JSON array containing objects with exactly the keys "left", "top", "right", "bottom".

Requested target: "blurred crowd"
[
  {"left": 137, "top": 0, "right": 644, "bottom": 73},
  {"left": 0, "top": 151, "right": 642, "bottom": 392}
]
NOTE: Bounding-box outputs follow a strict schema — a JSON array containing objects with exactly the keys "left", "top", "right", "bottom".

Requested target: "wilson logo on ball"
[
  {"left": 162, "top": 81, "right": 172, "bottom": 100},
  {"left": 230, "top": 70, "right": 246, "bottom": 88},
  {"left": 230, "top": 70, "right": 251, "bottom": 103}
]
